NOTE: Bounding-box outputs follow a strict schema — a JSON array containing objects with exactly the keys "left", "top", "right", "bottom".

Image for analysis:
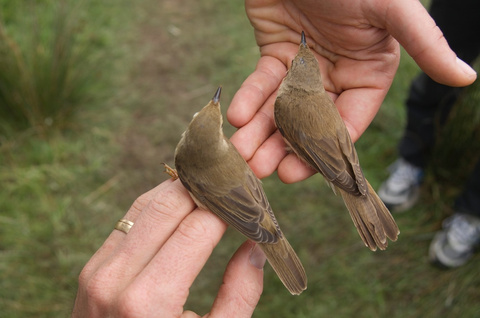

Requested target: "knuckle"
[
  {"left": 234, "top": 285, "right": 260, "bottom": 312},
  {"left": 78, "top": 264, "right": 93, "bottom": 287},
  {"left": 257, "top": 107, "right": 273, "bottom": 123},
  {"left": 82, "top": 268, "right": 116, "bottom": 310},
  {"left": 176, "top": 212, "right": 212, "bottom": 243},
  {"left": 117, "top": 287, "right": 182, "bottom": 318},
  {"left": 116, "top": 289, "right": 147, "bottom": 318},
  {"left": 130, "top": 192, "right": 151, "bottom": 214},
  {"left": 148, "top": 186, "right": 193, "bottom": 221}
]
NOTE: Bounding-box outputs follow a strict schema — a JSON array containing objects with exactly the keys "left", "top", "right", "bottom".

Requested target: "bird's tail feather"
[
  {"left": 259, "top": 237, "right": 307, "bottom": 295},
  {"left": 340, "top": 180, "right": 399, "bottom": 251}
]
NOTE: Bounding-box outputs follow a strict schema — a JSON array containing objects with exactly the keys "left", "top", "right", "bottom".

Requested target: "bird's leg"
[{"left": 162, "top": 163, "right": 179, "bottom": 180}]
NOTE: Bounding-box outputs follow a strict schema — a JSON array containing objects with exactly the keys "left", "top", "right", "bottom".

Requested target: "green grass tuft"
[{"left": 0, "top": 0, "right": 111, "bottom": 136}]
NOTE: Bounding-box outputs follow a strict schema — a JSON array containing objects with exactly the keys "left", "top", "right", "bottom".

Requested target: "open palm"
[{"left": 228, "top": 0, "right": 476, "bottom": 183}]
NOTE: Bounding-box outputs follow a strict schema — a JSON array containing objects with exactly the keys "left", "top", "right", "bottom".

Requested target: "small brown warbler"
[
  {"left": 274, "top": 32, "right": 399, "bottom": 251},
  {"left": 174, "top": 87, "right": 307, "bottom": 295}
]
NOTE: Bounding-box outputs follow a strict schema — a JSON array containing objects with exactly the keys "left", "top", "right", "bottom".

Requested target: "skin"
[
  {"left": 73, "top": 0, "right": 477, "bottom": 316},
  {"left": 228, "top": 0, "right": 477, "bottom": 184},
  {"left": 72, "top": 179, "right": 265, "bottom": 317}
]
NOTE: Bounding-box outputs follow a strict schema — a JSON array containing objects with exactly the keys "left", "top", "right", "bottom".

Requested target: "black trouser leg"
[{"left": 398, "top": 0, "right": 480, "bottom": 168}]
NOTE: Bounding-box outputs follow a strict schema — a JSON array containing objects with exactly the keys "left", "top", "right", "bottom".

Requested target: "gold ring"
[{"left": 114, "top": 219, "right": 134, "bottom": 234}]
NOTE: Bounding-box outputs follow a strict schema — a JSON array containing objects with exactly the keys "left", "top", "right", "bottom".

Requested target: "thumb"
[
  {"left": 383, "top": 0, "right": 476, "bottom": 86},
  {"left": 207, "top": 240, "right": 265, "bottom": 318}
]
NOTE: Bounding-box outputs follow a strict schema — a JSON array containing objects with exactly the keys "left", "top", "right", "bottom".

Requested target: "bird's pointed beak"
[
  {"left": 213, "top": 86, "right": 222, "bottom": 103},
  {"left": 301, "top": 31, "right": 307, "bottom": 47}
]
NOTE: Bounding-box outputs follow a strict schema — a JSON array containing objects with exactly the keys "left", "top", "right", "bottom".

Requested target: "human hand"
[
  {"left": 228, "top": 0, "right": 477, "bottom": 184},
  {"left": 72, "top": 179, "right": 266, "bottom": 318}
]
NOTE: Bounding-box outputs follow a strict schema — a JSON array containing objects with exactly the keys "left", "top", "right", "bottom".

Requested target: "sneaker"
[
  {"left": 429, "top": 213, "right": 480, "bottom": 268},
  {"left": 378, "top": 158, "right": 424, "bottom": 212}
]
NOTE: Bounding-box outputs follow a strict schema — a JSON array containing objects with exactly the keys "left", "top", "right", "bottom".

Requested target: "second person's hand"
[{"left": 228, "top": 0, "right": 477, "bottom": 183}]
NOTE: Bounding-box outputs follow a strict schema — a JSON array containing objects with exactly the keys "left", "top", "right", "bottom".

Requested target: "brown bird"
[
  {"left": 174, "top": 87, "right": 307, "bottom": 295},
  {"left": 274, "top": 32, "right": 399, "bottom": 251}
]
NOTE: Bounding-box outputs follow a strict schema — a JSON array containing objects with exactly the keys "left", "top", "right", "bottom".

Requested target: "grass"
[
  {"left": 1, "top": 0, "right": 479, "bottom": 317},
  {"left": 0, "top": 1, "right": 101, "bottom": 136}
]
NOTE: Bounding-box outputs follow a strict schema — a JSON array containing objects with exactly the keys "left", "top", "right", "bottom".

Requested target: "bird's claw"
[{"left": 162, "top": 163, "right": 179, "bottom": 180}]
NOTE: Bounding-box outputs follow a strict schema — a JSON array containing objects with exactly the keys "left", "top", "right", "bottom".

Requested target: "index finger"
[{"left": 227, "top": 56, "right": 286, "bottom": 129}]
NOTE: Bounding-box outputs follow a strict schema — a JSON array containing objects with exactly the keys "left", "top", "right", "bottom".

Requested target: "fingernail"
[
  {"left": 249, "top": 244, "right": 266, "bottom": 270},
  {"left": 456, "top": 57, "right": 477, "bottom": 77}
]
